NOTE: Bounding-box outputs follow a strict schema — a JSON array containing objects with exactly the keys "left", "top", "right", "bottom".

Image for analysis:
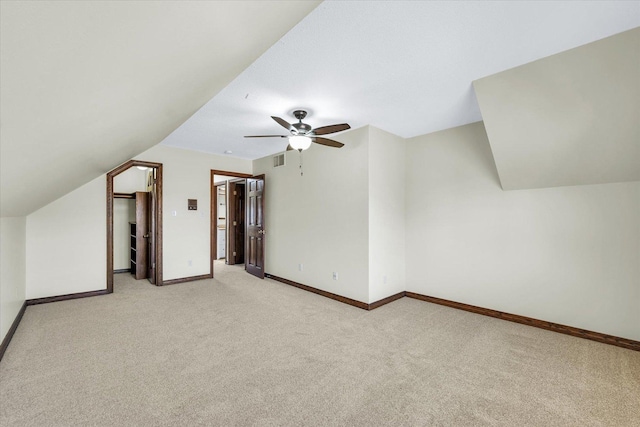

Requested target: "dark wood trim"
[
  {"left": 0, "top": 301, "right": 27, "bottom": 362},
  {"left": 26, "top": 289, "right": 109, "bottom": 306},
  {"left": 107, "top": 160, "right": 163, "bottom": 292},
  {"left": 266, "top": 274, "right": 369, "bottom": 310},
  {"left": 266, "top": 275, "right": 408, "bottom": 311},
  {"left": 405, "top": 292, "right": 640, "bottom": 352},
  {"left": 368, "top": 291, "right": 406, "bottom": 310},
  {"left": 210, "top": 170, "right": 253, "bottom": 278},
  {"left": 162, "top": 274, "right": 211, "bottom": 286},
  {"left": 155, "top": 165, "right": 163, "bottom": 286},
  {"left": 106, "top": 172, "right": 114, "bottom": 292},
  {"left": 114, "top": 268, "right": 130, "bottom": 274}
]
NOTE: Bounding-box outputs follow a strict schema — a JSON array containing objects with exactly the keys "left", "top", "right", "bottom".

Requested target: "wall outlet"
[
  {"left": 188, "top": 259, "right": 192, "bottom": 267},
  {"left": 172, "top": 210, "right": 177, "bottom": 217},
  {"left": 332, "top": 272, "right": 338, "bottom": 281},
  {"left": 383, "top": 275, "right": 387, "bottom": 284},
  {"left": 298, "top": 263, "right": 303, "bottom": 272}
]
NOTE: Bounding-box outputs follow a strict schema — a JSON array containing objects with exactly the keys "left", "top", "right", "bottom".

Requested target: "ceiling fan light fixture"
[{"left": 289, "top": 135, "right": 312, "bottom": 151}]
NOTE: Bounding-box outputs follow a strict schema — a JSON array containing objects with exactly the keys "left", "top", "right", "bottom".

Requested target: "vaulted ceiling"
[
  {"left": 475, "top": 28, "right": 639, "bottom": 190},
  {"left": 0, "top": 1, "right": 320, "bottom": 216},
  {"left": 160, "top": 1, "right": 640, "bottom": 160},
  {"left": 1, "top": 1, "right": 638, "bottom": 216}
]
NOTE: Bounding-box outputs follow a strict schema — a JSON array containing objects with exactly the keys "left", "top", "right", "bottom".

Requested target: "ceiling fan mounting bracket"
[{"left": 293, "top": 110, "right": 308, "bottom": 121}]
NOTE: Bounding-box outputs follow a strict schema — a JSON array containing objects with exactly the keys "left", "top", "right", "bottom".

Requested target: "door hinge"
[
  {"left": 233, "top": 251, "right": 237, "bottom": 256},
  {"left": 234, "top": 191, "right": 237, "bottom": 196},
  {"left": 233, "top": 221, "right": 237, "bottom": 226}
]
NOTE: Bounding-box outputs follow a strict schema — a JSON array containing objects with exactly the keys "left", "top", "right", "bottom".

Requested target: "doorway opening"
[
  {"left": 211, "top": 170, "right": 252, "bottom": 277},
  {"left": 107, "top": 160, "right": 163, "bottom": 292}
]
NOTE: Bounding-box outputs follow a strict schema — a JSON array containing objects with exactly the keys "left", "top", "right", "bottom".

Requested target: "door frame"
[
  {"left": 107, "top": 160, "right": 163, "bottom": 292},
  {"left": 210, "top": 170, "right": 252, "bottom": 277}
]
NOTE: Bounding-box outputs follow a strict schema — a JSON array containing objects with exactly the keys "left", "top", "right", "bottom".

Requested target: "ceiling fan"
[{"left": 244, "top": 110, "right": 350, "bottom": 151}]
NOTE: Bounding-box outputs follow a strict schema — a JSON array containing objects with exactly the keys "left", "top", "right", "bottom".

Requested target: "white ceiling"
[{"left": 160, "top": 1, "right": 640, "bottom": 160}]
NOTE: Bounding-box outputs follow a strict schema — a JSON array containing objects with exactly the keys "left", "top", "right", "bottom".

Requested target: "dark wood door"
[
  {"left": 134, "top": 191, "right": 149, "bottom": 280},
  {"left": 147, "top": 170, "right": 156, "bottom": 284},
  {"left": 227, "top": 180, "right": 245, "bottom": 265},
  {"left": 245, "top": 175, "right": 265, "bottom": 279}
]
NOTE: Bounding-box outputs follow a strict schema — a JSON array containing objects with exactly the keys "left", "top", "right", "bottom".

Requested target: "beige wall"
[
  {"left": 26, "top": 176, "right": 106, "bottom": 299},
  {"left": 1, "top": 217, "right": 26, "bottom": 342},
  {"left": 24, "top": 145, "right": 252, "bottom": 299},
  {"left": 133, "top": 145, "right": 252, "bottom": 280},
  {"left": 253, "top": 127, "right": 370, "bottom": 303},
  {"left": 114, "top": 167, "right": 147, "bottom": 194},
  {"left": 368, "top": 127, "right": 406, "bottom": 302},
  {"left": 405, "top": 122, "right": 640, "bottom": 341}
]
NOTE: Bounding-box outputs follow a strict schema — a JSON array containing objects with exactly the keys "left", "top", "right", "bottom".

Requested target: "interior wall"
[
  {"left": 114, "top": 167, "right": 147, "bottom": 193},
  {"left": 134, "top": 145, "right": 252, "bottom": 280},
  {"left": 368, "top": 127, "right": 406, "bottom": 303},
  {"left": 26, "top": 176, "right": 106, "bottom": 299},
  {"left": 253, "top": 127, "right": 370, "bottom": 303},
  {"left": 0, "top": 217, "right": 26, "bottom": 342},
  {"left": 405, "top": 121, "right": 640, "bottom": 341},
  {"left": 23, "top": 145, "right": 252, "bottom": 299}
]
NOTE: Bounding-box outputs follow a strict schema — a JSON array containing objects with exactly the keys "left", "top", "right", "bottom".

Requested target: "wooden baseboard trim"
[
  {"left": 0, "top": 301, "right": 27, "bottom": 362},
  {"left": 162, "top": 274, "right": 212, "bottom": 286},
  {"left": 266, "top": 274, "right": 369, "bottom": 310},
  {"left": 265, "top": 275, "right": 406, "bottom": 311},
  {"left": 114, "top": 269, "right": 131, "bottom": 274},
  {"left": 405, "top": 292, "right": 639, "bottom": 352},
  {"left": 369, "top": 291, "right": 406, "bottom": 310},
  {"left": 26, "top": 289, "right": 110, "bottom": 306}
]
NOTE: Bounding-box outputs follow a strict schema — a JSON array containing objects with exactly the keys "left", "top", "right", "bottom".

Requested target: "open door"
[{"left": 245, "top": 175, "right": 265, "bottom": 279}]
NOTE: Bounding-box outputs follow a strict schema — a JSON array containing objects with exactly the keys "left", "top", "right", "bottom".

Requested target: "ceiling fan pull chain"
[{"left": 299, "top": 151, "right": 304, "bottom": 176}]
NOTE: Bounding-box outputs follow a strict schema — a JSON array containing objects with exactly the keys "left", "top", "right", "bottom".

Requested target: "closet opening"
[{"left": 107, "top": 160, "right": 163, "bottom": 292}]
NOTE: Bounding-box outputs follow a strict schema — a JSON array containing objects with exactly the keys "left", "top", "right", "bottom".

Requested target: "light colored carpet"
[{"left": 1, "top": 262, "right": 639, "bottom": 426}]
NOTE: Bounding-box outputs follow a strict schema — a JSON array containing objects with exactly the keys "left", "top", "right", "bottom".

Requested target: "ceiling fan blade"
[
  {"left": 312, "top": 137, "right": 344, "bottom": 148},
  {"left": 271, "top": 116, "right": 292, "bottom": 131},
  {"left": 244, "top": 135, "right": 288, "bottom": 138},
  {"left": 312, "top": 123, "right": 351, "bottom": 136}
]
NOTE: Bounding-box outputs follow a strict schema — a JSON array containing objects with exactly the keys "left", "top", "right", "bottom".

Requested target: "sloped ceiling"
[
  {"left": 474, "top": 28, "right": 639, "bottom": 190},
  {"left": 0, "top": 1, "right": 319, "bottom": 217},
  {"left": 159, "top": 1, "right": 640, "bottom": 160}
]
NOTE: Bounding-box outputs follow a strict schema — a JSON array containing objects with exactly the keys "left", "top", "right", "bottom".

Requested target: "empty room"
[{"left": 1, "top": 1, "right": 639, "bottom": 425}]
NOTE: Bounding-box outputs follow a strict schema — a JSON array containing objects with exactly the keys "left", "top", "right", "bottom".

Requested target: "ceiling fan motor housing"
[
  {"left": 292, "top": 122, "right": 312, "bottom": 135},
  {"left": 292, "top": 110, "right": 312, "bottom": 135}
]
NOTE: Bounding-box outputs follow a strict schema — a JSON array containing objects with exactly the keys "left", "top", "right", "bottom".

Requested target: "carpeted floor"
[{"left": 1, "top": 262, "right": 639, "bottom": 426}]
